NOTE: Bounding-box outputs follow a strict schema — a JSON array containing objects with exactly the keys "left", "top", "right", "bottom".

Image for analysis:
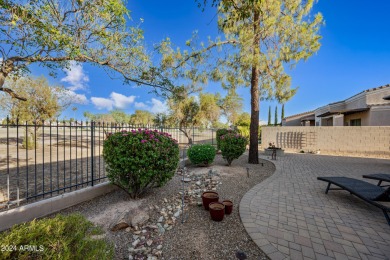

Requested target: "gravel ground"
[{"left": 59, "top": 153, "right": 275, "bottom": 260}]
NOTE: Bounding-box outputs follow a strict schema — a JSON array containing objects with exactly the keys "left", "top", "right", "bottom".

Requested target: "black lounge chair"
[
  {"left": 317, "top": 176, "right": 390, "bottom": 225},
  {"left": 363, "top": 173, "right": 390, "bottom": 187}
]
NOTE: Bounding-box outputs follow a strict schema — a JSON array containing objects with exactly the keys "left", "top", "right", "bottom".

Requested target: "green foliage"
[
  {"left": 187, "top": 144, "right": 216, "bottom": 166},
  {"left": 0, "top": 0, "right": 181, "bottom": 101},
  {"left": 216, "top": 128, "right": 237, "bottom": 150},
  {"left": 103, "top": 129, "right": 179, "bottom": 198},
  {"left": 219, "top": 132, "right": 248, "bottom": 166},
  {"left": 217, "top": 89, "right": 243, "bottom": 125},
  {"left": 0, "top": 76, "right": 70, "bottom": 123},
  {"left": 0, "top": 214, "right": 113, "bottom": 260},
  {"left": 154, "top": 113, "right": 169, "bottom": 126},
  {"left": 167, "top": 95, "right": 200, "bottom": 144},
  {"left": 236, "top": 112, "right": 251, "bottom": 138},
  {"left": 281, "top": 104, "right": 285, "bottom": 123},
  {"left": 110, "top": 110, "right": 130, "bottom": 124},
  {"left": 197, "top": 93, "right": 221, "bottom": 127},
  {"left": 129, "top": 110, "right": 154, "bottom": 125}
]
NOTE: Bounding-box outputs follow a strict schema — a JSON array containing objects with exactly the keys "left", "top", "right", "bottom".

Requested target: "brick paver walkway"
[{"left": 240, "top": 154, "right": 390, "bottom": 260}]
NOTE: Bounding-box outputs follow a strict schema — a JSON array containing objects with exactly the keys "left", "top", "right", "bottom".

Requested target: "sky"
[{"left": 12, "top": 0, "right": 390, "bottom": 122}]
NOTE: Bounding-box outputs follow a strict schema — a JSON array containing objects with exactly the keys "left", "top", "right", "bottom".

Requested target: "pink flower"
[
  {"left": 122, "top": 134, "right": 128, "bottom": 136},
  {"left": 141, "top": 139, "right": 147, "bottom": 143}
]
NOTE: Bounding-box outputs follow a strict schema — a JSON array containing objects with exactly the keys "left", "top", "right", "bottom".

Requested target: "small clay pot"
[
  {"left": 209, "top": 202, "right": 225, "bottom": 221},
  {"left": 222, "top": 200, "right": 233, "bottom": 214},
  {"left": 201, "top": 191, "right": 219, "bottom": 210}
]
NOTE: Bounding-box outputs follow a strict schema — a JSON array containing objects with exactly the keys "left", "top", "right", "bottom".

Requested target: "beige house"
[{"left": 282, "top": 84, "right": 390, "bottom": 126}]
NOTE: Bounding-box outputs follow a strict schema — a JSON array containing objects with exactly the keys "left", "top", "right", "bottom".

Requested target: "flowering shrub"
[
  {"left": 216, "top": 128, "right": 237, "bottom": 150},
  {"left": 220, "top": 132, "right": 248, "bottom": 166},
  {"left": 103, "top": 129, "right": 179, "bottom": 198},
  {"left": 187, "top": 144, "right": 216, "bottom": 166}
]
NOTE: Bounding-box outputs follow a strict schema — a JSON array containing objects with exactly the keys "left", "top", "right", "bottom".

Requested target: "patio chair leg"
[
  {"left": 378, "top": 180, "right": 382, "bottom": 186},
  {"left": 383, "top": 210, "right": 390, "bottom": 226},
  {"left": 325, "top": 183, "right": 331, "bottom": 194}
]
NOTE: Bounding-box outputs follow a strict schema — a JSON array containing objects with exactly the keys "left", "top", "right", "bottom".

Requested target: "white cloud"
[
  {"left": 134, "top": 102, "right": 147, "bottom": 109},
  {"left": 149, "top": 98, "right": 168, "bottom": 114},
  {"left": 91, "top": 97, "right": 114, "bottom": 110},
  {"left": 68, "top": 91, "right": 88, "bottom": 105},
  {"left": 61, "top": 61, "right": 89, "bottom": 91},
  {"left": 110, "top": 92, "right": 136, "bottom": 109},
  {"left": 91, "top": 92, "right": 136, "bottom": 110}
]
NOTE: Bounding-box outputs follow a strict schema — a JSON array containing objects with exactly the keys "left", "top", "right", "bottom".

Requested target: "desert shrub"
[
  {"left": 216, "top": 128, "right": 237, "bottom": 150},
  {"left": 103, "top": 129, "right": 179, "bottom": 198},
  {"left": 220, "top": 132, "right": 248, "bottom": 166},
  {"left": 0, "top": 214, "right": 113, "bottom": 260},
  {"left": 187, "top": 144, "right": 216, "bottom": 166},
  {"left": 22, "top": 133, "right": 37, "bottom": 150}
]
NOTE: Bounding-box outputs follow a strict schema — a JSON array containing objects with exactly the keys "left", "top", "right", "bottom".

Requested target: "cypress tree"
[
  {"left": 281, "top": 104, "right": 285, "bottom": 123},
  {"left": 274, "top": 106, "right": 278, "bottom": 126},
  {"left": 268, "top": 106, "right": 271, "bottom": 126}
]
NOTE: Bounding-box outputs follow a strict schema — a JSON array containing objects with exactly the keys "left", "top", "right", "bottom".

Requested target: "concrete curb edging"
[{"left": 0, "top": 182, "right": 118, "bottom": 231}]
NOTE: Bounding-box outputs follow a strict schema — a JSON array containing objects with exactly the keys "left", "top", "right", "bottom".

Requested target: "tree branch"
[
  {"left": 174, "top": 40, "right": 238, "bottom": 69},
  {"left": 0, "top": 87, "right": 27, "bottom": 101}
]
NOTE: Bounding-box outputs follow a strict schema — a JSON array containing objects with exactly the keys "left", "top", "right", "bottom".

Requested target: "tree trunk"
[
  {"left": 179, "top": 127, "right": 193, "bottom": 145},
  {"left": 248, "top": 9, "right": 260, "bottom": 164}
]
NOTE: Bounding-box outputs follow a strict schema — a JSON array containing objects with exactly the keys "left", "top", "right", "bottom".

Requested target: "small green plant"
[
  {"left": 220, "top": 132, "right": 248, "bottom": 166},
  {"left": 103, "top": 129, "right": 179, "bottom": 198},
  {"left": 0, "top": 214, "right": 113, "bottom": 260},
  {"left": 216, "top": 128, "right": 237, "bottom": 150},
  {"left": 22, "top": 134, "right": 37, "bottom": 150},
  {"left": 187, "top": 144, "right": 216, "bottom": 166}
]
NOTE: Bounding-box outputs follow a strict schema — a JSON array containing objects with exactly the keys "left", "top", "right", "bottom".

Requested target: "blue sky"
[{"left": 26, "top": 1, "right": 390, "bottom": 122}]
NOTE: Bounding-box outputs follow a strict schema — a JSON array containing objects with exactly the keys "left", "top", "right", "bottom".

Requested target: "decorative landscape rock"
[
  {"left": 110, "top": 207, "right": 150, "bottom": 231},
  {"left": 124, "top": 167, "right": 224, "bottom": 258}
]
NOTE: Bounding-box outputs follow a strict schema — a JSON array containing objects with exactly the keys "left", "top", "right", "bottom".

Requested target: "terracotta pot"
[
  {"left": 222, "top": 200, "right": 233, "bottom": 214},
  {"left": 201, "top": 191, "right": 219, "bottom": 210},
  {"left": 209, "top": 202, "right": 225, "bottom": 221}
]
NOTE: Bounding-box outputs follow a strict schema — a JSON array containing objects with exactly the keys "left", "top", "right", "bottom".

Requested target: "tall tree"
[
  {"left": 281, "top": 104, "right": 285, "bottom": 123},
  {"left": 188, "top": 0, "right": 322, "bottom": 163},
  {"left": 218, "top": 1, "right": 322, "bottom": 163},
  {"left": 0, "top": 76, "right": 74, "bottom": 148},
  {"left": 274, "top": 106, "right": 278, "bottom": 126},
  {"left": 218, "top": 89, "right": 243, "bottom": 125},
  {"left": 167, "top": 96, "right": 200, "bottom": 144},
  {"left": 129, "top": 110, "right": 154, "bottom": 125},
  {"left": 0, "top": 0, "right": 178, "bottom": 101},
  {"left": 197, "top": 93, "right": 221, "bottom": 127},
  {"left": 0, "top": 76, "right": 72, "bottom": 123},
  {"left": 110, "top": 110, "right": 130, "bottom": 124},
  {"left": 268, "top": 106, "right": 271, "bottom": 126}
]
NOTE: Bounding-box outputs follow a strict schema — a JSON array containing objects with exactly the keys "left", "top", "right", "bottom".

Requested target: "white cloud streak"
[
  {"left": 61, "top": 61, "right": 89, "bottom": 91},
  {"left": 91, "top": 92, "right": 136, "bottom": 110}
]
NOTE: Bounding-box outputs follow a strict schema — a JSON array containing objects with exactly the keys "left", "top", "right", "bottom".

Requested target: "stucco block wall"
[{"left": 262, "top": 126, "right": 390, "bottom": 158}]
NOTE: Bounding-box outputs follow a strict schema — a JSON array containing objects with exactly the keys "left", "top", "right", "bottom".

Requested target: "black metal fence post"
[
  {"left": 91, "top": 121, "right": 95, "bottom": 187},
  {"left": 0, "top": 118, "right": 217, "bottom": 211}
]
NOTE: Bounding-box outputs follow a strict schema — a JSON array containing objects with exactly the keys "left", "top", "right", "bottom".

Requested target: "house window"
[{"left": 350, "top": 119, "right": 361, "bottom": 126}]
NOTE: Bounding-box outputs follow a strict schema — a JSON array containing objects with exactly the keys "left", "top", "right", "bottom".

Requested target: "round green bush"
[
  {"left": 103, "top": 129, "right": 179, "bottom": 198},
  {"left": 187, "top": 144, "right": 216, "bottom": 166},
  {"left": 216, "top": 128, "right": 237, "bottom": 150},
  {"left": 220, "top": 132, "right": 248, "bottom": 166}
]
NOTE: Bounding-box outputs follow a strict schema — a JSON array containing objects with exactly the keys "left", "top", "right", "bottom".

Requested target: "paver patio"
[{"left": 240, "top": 154, "right": 390, "bottom": 260}]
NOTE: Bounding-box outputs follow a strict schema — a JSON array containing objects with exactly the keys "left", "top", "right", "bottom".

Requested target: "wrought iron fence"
[{"left": 0, "top": 118, "right": 216, "bottom": 211}]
